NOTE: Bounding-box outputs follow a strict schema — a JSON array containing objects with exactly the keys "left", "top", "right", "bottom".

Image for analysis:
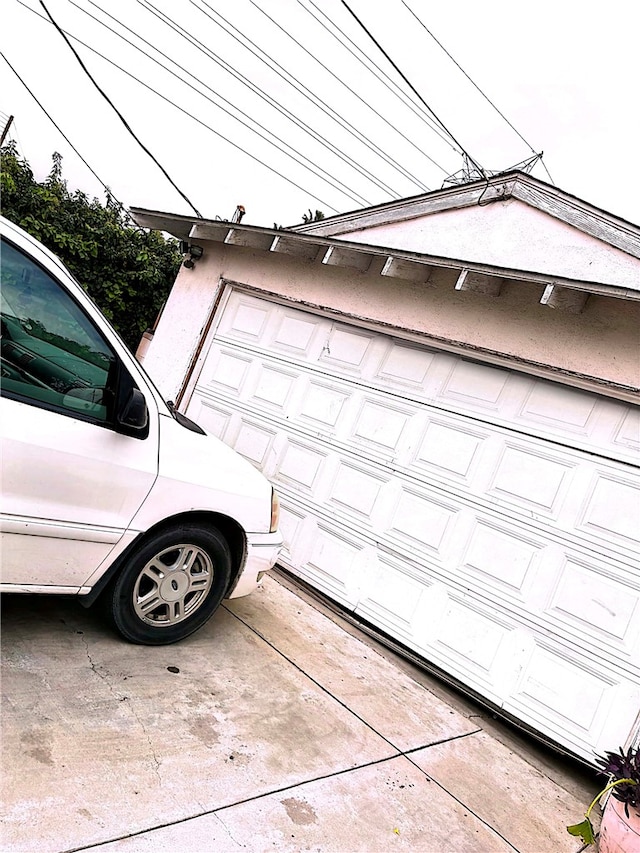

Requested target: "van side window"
[{"left": 1, "top": 239, "right": 118, "bottom": 424}]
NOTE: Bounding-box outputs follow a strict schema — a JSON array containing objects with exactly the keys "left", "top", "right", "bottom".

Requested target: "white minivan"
[{"left": 0, "top": 214, "right": 282, "bottom": 644}]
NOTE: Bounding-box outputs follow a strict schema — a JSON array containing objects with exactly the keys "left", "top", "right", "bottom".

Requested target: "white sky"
[{"left": 1, "top": 0, "right": 638, "bottom": 228}]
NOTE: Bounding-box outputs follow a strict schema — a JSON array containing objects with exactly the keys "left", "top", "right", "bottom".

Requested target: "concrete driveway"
[{"left": 1, "top": 573, "right": 596, "bottom": 852}]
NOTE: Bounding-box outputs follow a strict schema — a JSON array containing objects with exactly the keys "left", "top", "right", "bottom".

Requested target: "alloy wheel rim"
[{"left": 132, "top": 543, "right": 214, "bottom": 627}]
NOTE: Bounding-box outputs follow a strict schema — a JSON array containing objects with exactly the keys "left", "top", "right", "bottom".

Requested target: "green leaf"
[{"left": 566, "top": 818, "right": 595, "bottom": 845}]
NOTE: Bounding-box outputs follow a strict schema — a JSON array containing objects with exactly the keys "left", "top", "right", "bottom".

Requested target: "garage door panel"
[
  {"left": 349, "top": 396, "right": 414, "bottom": 459},
  {"left": 254, "top": 364, "right": 298, "bottom": 411},
  {"left": 184, "top": 288, "right": 640, "bottom": 763},
  {"left": 278, "top": 502, "right": 306, "bottom": 566},
  {"left": 614, "top": 406, "right": 640, "bottom": 452},
  {"left": 377, "top": 340, "right": 438, "bottom": 389},
  {"left": 216, "top": 395, "right": 637, "bottom": 563},
  {"left": 319, "top": 324, "right": 377, "bottom": 375},
  {"left": 579, "top": 472, "right": 640, "bottom": 546},
  {"left": 505, "top": 648, "right": 640, "bottom": 758},
  {"left": 213, "top": 291, "right": 637, "bottom": 461},
  {"left": 355, "top": 555, "right": 434, "bottom": 645},
  {"left": 272, "top": 309, "right": 327, "bottom": 358},
  {"left": 546, "top": 554, "right": 640, "bottom": 664},
  {"left": 183, "top": 395, "right": 231, "bottom": 440},
  {"left": 519, "top": 382, "right": 603, "bottom": 434},
  {"left": 488, "top": 443, "right": 576, "bottom": 515},
  {"left": 300, "top": 379, "right": 350, "bottom": 429},
  {"left": 327, "top": 461, "right": 387, "bottom": 521},
  {"left": 387, "top": 488, "right": 458, "bottom": 555},
  {"left": 292, "top": 523, "right": 374, "bottom": 608},
  {"left": 440, "top": 359, "right": 523, "bottom": 417},
  {"left": 458, "top": 518, "right": 542, "bottom": 597},
  {"left": 233, "top": 418, "right": 278, "bottom": 470},
  {"left": 218, "top": 292, "right": 272, "bottom": 342},
  {"left": 208, "top": 348, "right": 253, "bottom": 394},
  {"left": 413, "top": 418, "right": 487, "bottom": 481},
  {"left": 274, "top": 438, "right": 327, "bottom": 492}
]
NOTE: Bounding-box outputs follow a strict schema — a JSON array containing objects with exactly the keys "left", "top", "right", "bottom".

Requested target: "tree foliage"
[
  {"left": 301, "top": 208, "right": 325, "bottom": 223},
  {"left": 1, "top": 144, "right": 181, "bottom": 351}
]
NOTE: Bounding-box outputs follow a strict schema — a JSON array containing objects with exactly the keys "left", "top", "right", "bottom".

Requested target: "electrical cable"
[
  {"left": 341, "top": 0, "right": 487, "bottom": 179},
  {"left": 38, "top": 0, "right": 204, "bottom": 218},
  {"left": 1, "top": 50, "right": 126, "bottom": 214},
  {"left": 300, "top": 0, "right": 461, "bottom": 155},
  {"left": 71, "top": 0, "right": 372, "bottom": 208},
  {"left": 17, "top": 1, "right": 341, "bottom": 214},
  {"left": 191, "top": 0, "right": 426, "bottom": 193},
  {"left": 400, "top": 0, "right": 554, "bottom": 184},
  {"left": 248, "top": 0, "right": 443, "bottom": 180},
  {"left": 136, "top": 0, "right": 399, "bottom": 200}
]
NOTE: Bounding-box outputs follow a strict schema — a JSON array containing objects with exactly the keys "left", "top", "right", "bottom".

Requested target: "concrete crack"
[
  {"left": 78, "top": 633, "right": 162, "bottom": 784},
  {"left": 214, "top": 812, "right": 245, "bottom": 849}
]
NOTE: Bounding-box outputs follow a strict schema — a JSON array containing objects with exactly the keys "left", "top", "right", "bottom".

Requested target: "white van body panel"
[
  {"left": 129, "top": 413, "right": 273, "bottom": 534},
  {"left": 0, "top": 214, "right": 281, "bottom": 614}
]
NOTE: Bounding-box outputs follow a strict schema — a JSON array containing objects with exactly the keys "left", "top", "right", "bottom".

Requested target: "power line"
[
  {"left": 72, "top": 0, "right": 372, "bottom": 208},
  {"left": 1, "top": 51, "right": 120, "bottom": 207},
  {"left": 38, "top": 0, "right": 203, "bottom": 218},
  {"left": 248, "top": 0, "right": 443, "bottom": 181},
  {"left": 17, "top": 0, "right": 341, "bottom": 214},
  {"left": 400, "top": 0, "right": 554, "bottom": 184},
  {"left": 190, "top": 0, "right": 426, "bottom": 194},
  {"left": 136, "top": 0, "right": 399, "bottom": 200},
  {"left": 299, "top": 0, "right": 461, "bottom": 156},
  {"left": 341, "top": 0, "right": 487, "bottom": 179}
]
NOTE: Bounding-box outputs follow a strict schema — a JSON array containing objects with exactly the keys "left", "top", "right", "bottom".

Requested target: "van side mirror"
[{"left": 117, "top": 388, "right": 149, "bottom": 434}]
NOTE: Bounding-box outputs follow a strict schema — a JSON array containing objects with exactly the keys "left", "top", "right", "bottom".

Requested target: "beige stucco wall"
[
  {"left": 336, "top": 199, "right": 640, "bottom": 290},
  {"left": 142, "top": 241, "right": 640, "bottom": 403}
]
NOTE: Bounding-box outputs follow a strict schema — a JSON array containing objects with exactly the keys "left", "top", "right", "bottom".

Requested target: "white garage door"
[{"left": 184, "top": 287, "right": 640, "bottom": 764}]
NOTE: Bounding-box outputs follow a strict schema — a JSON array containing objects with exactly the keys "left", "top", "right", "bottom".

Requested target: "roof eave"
[{"left": 130, "top": 207, "right": 640, "bottom": 303}]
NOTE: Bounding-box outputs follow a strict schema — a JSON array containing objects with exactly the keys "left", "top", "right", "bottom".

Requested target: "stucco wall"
[
  {"left": 339, "top": 199, "right": 640, "bottom": 289},
  {"left": 142, "top": 261, "right": 223, "bottom": 401},
  {"left": 143, "top": 242, "right": 640, "bottom": 402}
]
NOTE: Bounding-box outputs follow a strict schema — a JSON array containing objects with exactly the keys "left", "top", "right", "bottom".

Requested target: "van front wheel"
[{"left": 108, "top": 524, "right": 232, "bottom": 645}]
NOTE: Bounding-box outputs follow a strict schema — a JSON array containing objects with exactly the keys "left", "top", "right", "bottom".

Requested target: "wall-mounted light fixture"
[{"left": 179, "top": 241, "right": 204, "bottom": 269}]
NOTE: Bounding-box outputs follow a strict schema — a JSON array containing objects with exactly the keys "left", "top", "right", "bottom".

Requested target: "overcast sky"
[{"left": 1, "top": 0, "right": 638, "bottom": 228}]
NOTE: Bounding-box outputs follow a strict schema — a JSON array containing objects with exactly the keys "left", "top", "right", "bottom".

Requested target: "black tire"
[{"left": 108, "top": 523, "right": 232, "bottom": 645}]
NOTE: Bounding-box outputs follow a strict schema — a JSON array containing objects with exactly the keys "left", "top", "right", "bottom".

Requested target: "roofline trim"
[{"left": 130, "top": 207, "right": 640, "bottom": 299}]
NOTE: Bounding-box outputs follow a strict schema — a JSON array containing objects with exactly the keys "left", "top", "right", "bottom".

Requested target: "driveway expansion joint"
[{"left": 223, "top": 604, "right": 408, "bottom": 753}]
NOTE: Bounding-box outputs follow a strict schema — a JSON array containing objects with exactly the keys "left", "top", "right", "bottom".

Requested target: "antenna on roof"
[{"left": 442, "top": 153, "right": 545, "bottom": 188}]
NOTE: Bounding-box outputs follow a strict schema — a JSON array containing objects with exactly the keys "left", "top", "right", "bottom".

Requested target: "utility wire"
[
  {"left": 300, "top": 0, "right": 461, "bottom": 156},
  {"left": 18, "top": 1, "right": 341, "bottom": 214},
  {"left": 1, "top": 51, "right": 122, "bottom": 209},
  {"left": 136, "top": 0, "right": 398, "bottom": 200},
  {"left": 72, "top": 0, "right": 371, "bottom": 208},
  {"left": 401, "top": 0, "right": 554, "bottom": 184},
  {"left": 38, "top": 0, "right": 203, "bottom": 218},
  {"left": 191, "top": 0, "right": 425, "bottom": 193},
  {"left": 341, "top": 0, "right": 487, "bottom": 179},
  {"left": 248, "top": 0, "right": 443, "bottom": 180}
]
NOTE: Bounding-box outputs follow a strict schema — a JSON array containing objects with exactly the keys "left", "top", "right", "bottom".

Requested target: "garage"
[
  {"left": 132, "top": 172, "right": 640, "bottom": 765},
  {"left": 180, "top": 286, "right": 640, "bottom": 765}
]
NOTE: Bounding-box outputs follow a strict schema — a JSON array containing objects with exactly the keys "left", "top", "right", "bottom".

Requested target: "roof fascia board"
[
  {"left": 291, "top": 181, "right": 507, "bottom": 236},
  {"left": 129, "top": 208, "right": 639, "bottom": 299},
  {"left": 292, "top": 172, "right": 640, "bottom": 259},
  {"left": 510, "top": 180, "right": 640, "bottom": 257}
]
